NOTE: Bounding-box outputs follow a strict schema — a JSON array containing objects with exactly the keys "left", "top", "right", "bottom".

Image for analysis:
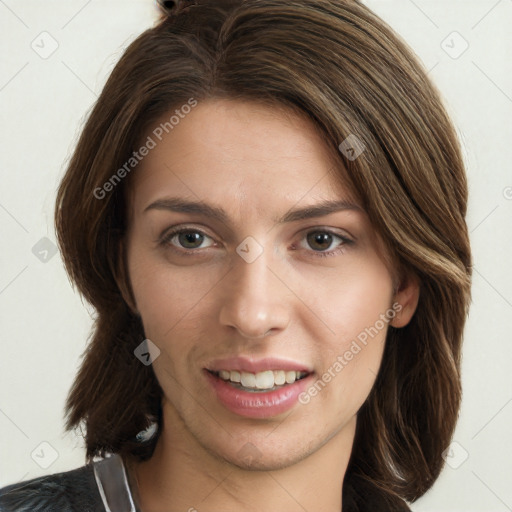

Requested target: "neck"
[{"left": 126, "top": 402, "right": 356, "bottom": 512}]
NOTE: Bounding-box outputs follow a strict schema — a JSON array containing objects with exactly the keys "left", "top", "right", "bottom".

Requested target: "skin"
[{"left": 121, "top": 99, "right": 420, "bottom": 512}]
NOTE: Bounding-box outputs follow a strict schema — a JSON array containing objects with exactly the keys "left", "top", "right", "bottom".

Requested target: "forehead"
[{"left": 128, "top": 98, "right": 357, "bottom": 213}]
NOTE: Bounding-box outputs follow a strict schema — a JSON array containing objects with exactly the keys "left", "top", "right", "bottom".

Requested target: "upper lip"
[{"left": 205, "top": 356, "right": 313, "bottom": 374}]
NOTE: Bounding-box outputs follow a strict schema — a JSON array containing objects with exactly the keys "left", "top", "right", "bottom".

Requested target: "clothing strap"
[{"left": 93, "top": 454, "right": 138, "bottom": 512}]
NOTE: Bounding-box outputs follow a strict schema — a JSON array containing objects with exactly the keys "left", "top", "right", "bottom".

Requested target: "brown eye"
[
  {"left": 307, "top": 232, "right": 335, "bottom": 251},
  {"left": 161, "top": 228, "right": 214, "bottom": 251},
  {"left": 177, "top": 231, "right": 204, "bottom": 249},
  {"left": 298, "top": 229, "right": 353, "bottom": 258}
]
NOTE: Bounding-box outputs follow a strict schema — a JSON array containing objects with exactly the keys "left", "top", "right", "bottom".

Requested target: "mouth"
[
  {"left": 206, "top": 369, "right": 311, "bottom": 393},
  {"left": 204, "top": 366, "right": 315, "bottom": 419}
]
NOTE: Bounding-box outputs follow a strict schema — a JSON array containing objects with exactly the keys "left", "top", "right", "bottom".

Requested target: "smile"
[
  {"left": 211, "top": 369, "right": 309, "bottom": 392},
  {"left": 205, "top": 368, "right": 314, "bottom": 418}
]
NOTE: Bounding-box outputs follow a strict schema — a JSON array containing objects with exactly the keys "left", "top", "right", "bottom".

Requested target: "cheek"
[
  {"left": 128, "top": 248, "right": 222, "bottom": 342},
  {"left": 128, "top": 253, "right": 219, "bottom": 395},
  {"left": 299, "top": 258, "right": 393, "bottom": 410},
  {"left": 316, "top": 340, "right": 385, "bottom": 425},
  {"left": 308, "top": 256, "right": 394, "bottom": 344}
]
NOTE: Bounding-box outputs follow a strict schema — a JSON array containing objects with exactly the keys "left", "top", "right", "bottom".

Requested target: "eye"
[
  {"left": 298, "top": 229, "right": 353, "bottom": 257},
  {"left": 159, "top": 226, "right": 353, "bottom": 258},
  {"left": 160, "top": 227, "right": 215, "bottom": 252}
]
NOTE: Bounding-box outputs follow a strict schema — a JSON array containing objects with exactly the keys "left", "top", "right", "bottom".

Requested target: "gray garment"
[{"left": 0, "top": 453, "right": 141, "bottom": 512}]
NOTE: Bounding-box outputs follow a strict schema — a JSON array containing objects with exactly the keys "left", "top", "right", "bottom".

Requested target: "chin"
[
  {"left": 204, "top": 434, "right": 316, "bottom": 472},
  {"left": 228, "top": 450, "right": 307, "bottom": 472}
]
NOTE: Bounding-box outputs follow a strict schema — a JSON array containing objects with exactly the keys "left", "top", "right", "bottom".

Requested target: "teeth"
[
  {"left": 255, "top": 370, "right": 274, "bottom": 389},
  {"left": 274, "top": 370, "right": 286, "bottom": 385},
  {"left": 240, "top": 372, "right": 256, "bottom": 387},
  {"left": 216, "top": 369, "right": 308, "bottom": 390},
  {"left": 285, "top": 370, "right": 297, "bottom": 384}
]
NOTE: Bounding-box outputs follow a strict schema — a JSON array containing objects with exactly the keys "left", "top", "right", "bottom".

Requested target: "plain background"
[{"left": 0, "top": 1, "right": 511, "bottom": 510}]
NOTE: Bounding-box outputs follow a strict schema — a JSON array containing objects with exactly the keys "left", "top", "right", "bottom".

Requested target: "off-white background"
[{"left": 0, "top": 1, "right": 511, "bottom": 510}]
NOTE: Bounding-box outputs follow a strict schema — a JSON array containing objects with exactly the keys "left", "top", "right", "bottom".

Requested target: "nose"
[{"left": 218, "top": 247, "right": 291, "bottom": 339}]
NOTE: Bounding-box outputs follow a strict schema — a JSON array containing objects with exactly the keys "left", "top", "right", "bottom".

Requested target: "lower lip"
[{"left": 204, "top": 370, "right": 314, "bottom": 419}]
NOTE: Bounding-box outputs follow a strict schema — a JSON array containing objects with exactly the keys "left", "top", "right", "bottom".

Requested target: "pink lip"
[
  {"left": 206, "top": 356, "right": 313, "bottom": 374},
  {"left": 205, "top": 370, "right": 313, "bottom": 418},
  {"left": 204, "top": 370, "right": 314, "bottom": 418}
]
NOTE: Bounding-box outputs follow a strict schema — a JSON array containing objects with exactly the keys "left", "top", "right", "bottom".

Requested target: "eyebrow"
[{"left": 143, "top": 197, "right": 363, "bottom": 226}]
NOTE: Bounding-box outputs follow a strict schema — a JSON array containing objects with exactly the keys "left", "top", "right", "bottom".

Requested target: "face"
[{"left": 123, "top": 99, "right": 416, "bottom": 471}]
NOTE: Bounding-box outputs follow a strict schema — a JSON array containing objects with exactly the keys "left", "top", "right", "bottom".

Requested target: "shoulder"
[{"left": 0, "top": 462, "right": 104, "bottom": 512}]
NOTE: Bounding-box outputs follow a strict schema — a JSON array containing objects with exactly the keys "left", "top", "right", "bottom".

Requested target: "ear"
[
  {"left": 113, "top": 238, "right": 139, "bottom": 316},
  {"left": 390, "top": 270, "right": 420, "bottom": 328}
]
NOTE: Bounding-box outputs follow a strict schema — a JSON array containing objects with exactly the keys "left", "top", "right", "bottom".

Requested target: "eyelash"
[{"left": 159, "top": 226, "right": 354, "bottom": 259}]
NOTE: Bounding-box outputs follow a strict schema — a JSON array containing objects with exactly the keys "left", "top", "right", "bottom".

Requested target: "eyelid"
[{"left": 297, "top": 224, "right": 355, "bottom": 242}]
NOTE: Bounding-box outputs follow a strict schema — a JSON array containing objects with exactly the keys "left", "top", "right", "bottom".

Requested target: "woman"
[{"left": 0, "top": 0, "right": 472, "bottom": 510}]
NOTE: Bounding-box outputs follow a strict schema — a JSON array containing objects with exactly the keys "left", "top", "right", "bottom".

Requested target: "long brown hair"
[{"left": 55, "top": 0, "right": 472, "bottom": 507}]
